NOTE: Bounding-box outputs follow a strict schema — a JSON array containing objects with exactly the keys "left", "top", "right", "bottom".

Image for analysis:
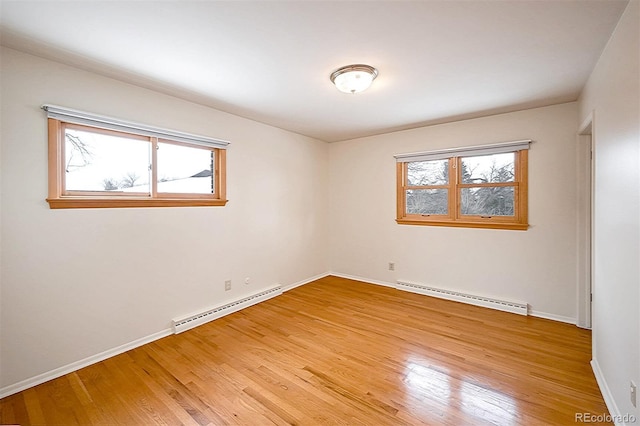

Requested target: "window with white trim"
[
  {"left": 43, "top": 105, "right": 228, "bottom": 209},
  {"left": 395, "top": 141, "right": 530, "bottom": 230}
]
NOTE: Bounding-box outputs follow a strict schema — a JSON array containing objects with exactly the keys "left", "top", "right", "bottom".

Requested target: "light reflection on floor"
[{"left": 402, "top": 356, "right": 519, "bottom": 425}]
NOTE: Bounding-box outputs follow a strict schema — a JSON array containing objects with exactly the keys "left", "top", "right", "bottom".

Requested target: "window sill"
[
  {"left": 396, "top": 218, "right": 528, "bottom": 231},
  {"left": 47, "top": 197, "right": 228, "bottom": 209}
]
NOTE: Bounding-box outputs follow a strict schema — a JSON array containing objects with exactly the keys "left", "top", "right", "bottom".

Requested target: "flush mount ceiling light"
[{"left": 330, "top": 64, "right": 378, "bottom": 94}]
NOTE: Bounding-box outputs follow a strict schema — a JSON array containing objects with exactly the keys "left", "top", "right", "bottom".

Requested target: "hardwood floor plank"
[{"left": 1, "top": 276, "right": 611, "bottom": 425}]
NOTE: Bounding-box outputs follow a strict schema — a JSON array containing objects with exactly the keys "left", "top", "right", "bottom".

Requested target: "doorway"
[{"left": 577, "top": 116, "right": 594, "bottom": 329}]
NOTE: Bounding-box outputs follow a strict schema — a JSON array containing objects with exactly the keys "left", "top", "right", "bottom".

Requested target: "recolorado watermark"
[{"left": 575, "top": 412, "right": 637, "bottom": 423}]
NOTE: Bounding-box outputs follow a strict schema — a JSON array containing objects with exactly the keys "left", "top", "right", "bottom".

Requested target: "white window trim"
[
  {"left": 394, "top": 139, "right": 531, "bottom": 163},
  {"left": 42, "top": 104, "right": 229, "bottom": 150}
]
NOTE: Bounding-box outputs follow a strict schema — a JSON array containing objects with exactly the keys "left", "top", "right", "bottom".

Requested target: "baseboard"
[
  {"left": 591, "top": 359, "right": 629, "bottom": 426},
  {"left": 0, "top": 271, "right": 579, "bottom": 400},
  {"left": 0, "top": 271, "right": 332, "bottom": 399},
  {"left": 328, "top": 272, "right": 396, "bottom": 288},
  {"left": 397, "top": 279, "right": 527, "bottom": 316},
  {"left": 330, "top": 272, "right": 578, "bottom": 325},
  {"left": 529, "top": 309, "right": 576, "bottom": 325},
  {"left": 172, "top": 285, "right": 283, "bottom": 334},
  {"left": 0, "top": 328, "right": 172, "bottom": 399},
  {"left": 282, "top": 271, "right": 331, "bottom": 292}
]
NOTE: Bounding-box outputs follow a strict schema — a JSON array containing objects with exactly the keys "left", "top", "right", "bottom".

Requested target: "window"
[
  {"left": 395, "top": 140, "right": 530, "bottom": 230},
  {"left": 44, "top": 105, "right": 228, "bottom": 209}
]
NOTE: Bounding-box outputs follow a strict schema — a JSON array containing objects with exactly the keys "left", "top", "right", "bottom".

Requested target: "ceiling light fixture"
[{"left": 330, "top": 64, "right": 378, "bottom": 94}]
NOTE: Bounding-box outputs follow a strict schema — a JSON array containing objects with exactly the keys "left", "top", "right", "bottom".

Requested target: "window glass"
[
  {"left": 157, "top": 142, "right": 215, "bottom": 194},
  {"left": 65, "top": 128, "right": 150, "bottom": 193},
  {"left": 407, "top": 159, "right": 448, "bottom": 186},
  {"left": 47, "top": 112, "right": 228, "bottom": 209},
  {"left": 396, "top": 148, "right": 527, "bottom": 230},
  {"left": 460, "top": 187, "right": 515, "bottom": 216},
  {"left": 461, "top": 153, "right": 514, "bottom": 184},
  {"left": 406, "top": 189, "right": 448, "bottom": 215}
]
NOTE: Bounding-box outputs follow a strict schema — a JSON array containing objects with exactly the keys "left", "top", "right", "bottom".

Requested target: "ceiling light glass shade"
[{"left": 330, "top": 64, "right": 378, "bottom": 94}]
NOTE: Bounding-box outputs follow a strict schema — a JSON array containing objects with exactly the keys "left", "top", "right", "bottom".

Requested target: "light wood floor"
[{"left": 1, "top": 276, "right": 609, "bottom": 425}]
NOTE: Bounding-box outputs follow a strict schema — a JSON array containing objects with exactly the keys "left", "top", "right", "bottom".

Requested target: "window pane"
[
  {"left": 65, "top": 128, "right": 150, "bottom": 193},
  {"left": 407, "top": 160, "right": 448, "bottom": 186},
  {"left": 406, "top": 189, "right": 448, "bottom": 215},
  {"left": 461, "top": 186, "right": 514, "bottom": 216},
  {"left": 461, "top": 152, "right": 514, "bottom": 184},
  {"left": 157, "top": 142, "right": 214, "bottom": 194}
]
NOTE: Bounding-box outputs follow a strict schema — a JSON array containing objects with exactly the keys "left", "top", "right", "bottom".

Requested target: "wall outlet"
[
  {"left": 244, "top": 277, "right": 250, "bottom": 285},
  {"left": 224, "top": 280, "right": 231, "bottom": 291},
  {"left": 631, "top": 381, "right": 637, "bottom": 408},
  {"left": 388, "top": 262, "right": 395, "bottom": 271}
]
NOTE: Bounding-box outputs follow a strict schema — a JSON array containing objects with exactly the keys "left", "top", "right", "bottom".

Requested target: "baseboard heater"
[
  {"left": 172, "top": 285, "right": 282, "bottom": 334},
  {"left": 396, "top": 280, "right": 528, "bottom": 316}
]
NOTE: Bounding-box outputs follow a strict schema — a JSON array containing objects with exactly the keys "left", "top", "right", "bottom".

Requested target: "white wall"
[
  {"left": 0, "top": 47, "right": 329, "bottom": 390},
  {"left": 578, "top": 0, "right": 639, "bottom": 422},
  {"left": 2, "top": 4, "right": 637, "bottom": 410},
  {"left": 329, "top": 102, "right": 579, "bottom": 321}
]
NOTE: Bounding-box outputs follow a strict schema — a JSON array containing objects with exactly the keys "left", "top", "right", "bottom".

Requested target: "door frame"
[{"left": 577, "top": 113, "right": 595, "bottom": 329}]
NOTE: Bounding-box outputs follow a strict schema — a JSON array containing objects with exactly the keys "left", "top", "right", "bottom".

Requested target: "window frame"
[
  {"left": 396, "top": 144, "right": 529, "bottom": 230},
  {"left": 46, "top": 116, "right": 228, "bottom": 209}
]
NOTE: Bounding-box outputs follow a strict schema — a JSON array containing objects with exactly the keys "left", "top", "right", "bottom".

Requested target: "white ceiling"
[{"left": 0, "top": 0, "right": 628, "bottom": 142}]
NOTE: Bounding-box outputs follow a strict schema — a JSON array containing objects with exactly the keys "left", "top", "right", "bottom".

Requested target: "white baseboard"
[
  {"left": 0, "top": 271, "right": 580, "bottom": 400},
  {"left": 330, "top": 272, "right": 577, "bottom": 325},
  {"left": 328, "top": 272, "right": 396, "bottom": 288},
  {"left": 0, "top": 328, "right": 172, "bottom": 399},
  {"left": 0, "top": 271, "right": 332, "bottom": 399},
  {"left": 397, "top": 280, "right": 528, "bottom": 316},
  {"left": 172, "top": 286, "right": 283, "bottom": 334},
  {"left": 529, "top": 309, "right": 576, "bottom": 325},
  {"left": 282, "top": 271, "right": 331, "bottom": 292},
  {"left": 591, "top": 359, "right": 629, "bottom": 426}
]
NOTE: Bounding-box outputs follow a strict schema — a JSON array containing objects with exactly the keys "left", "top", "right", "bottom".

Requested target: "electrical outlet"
[
  {"left": 388, "top": 262, "right": 395, "bottom": 271},
  {"left": 244, "top": 277, "right": 250, "bottom": 285},
  {"left": 224, "top": 280, "right": 231, "bottom": 291},
  {"left": 631, "top": 381, "right": 637, "bottom": 408}
]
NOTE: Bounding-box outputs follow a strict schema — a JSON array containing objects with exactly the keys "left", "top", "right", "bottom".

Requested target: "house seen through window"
[{"left": 45, "top": 105, "right": 228, "bottom": 209}]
